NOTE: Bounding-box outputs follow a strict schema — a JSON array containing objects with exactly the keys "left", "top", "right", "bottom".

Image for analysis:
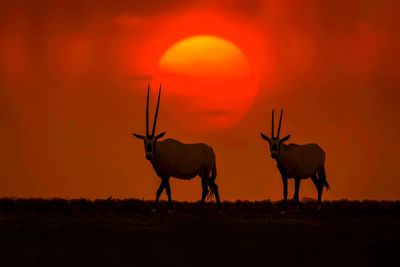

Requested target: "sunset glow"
[{"left": 0, "top": 1, "right": 399, "bottom": 201}]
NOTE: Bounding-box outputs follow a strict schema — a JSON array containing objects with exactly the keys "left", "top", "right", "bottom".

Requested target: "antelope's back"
[
  {"left": 287, "top": 143, "right": 325, "bottom": 160},
  {"left": 157, "top": 138, "right": 215, "bottom": 168}
]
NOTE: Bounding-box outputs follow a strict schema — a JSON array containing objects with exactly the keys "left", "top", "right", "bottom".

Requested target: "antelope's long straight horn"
[
  {"left": 146, "top": 83, "right": 150, "bottom": 136},
  {"left": 277, "top": 109, "right": 283, "bottom": 138},
  {"left": 151, "top": 84, "right": 161, "bottom": 136},
  {"left": 272, "top": 109, "right": 275, "bottom": 138}
]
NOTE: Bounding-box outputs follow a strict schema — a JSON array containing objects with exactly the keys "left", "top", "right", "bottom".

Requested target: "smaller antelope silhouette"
[
  {"left": 133, "top": 84, "right": 221, "bottom": 211},
  {"left": 260, "top": 109, "right": 330, "bottom": 213}
]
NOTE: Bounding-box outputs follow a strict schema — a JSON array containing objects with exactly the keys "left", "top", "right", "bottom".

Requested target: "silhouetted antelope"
[
  {"left": 260, "top": 109, "right": 330, "bottom": 213},
  {"left": 133, "top": 84, "right": 221, "bottom": 211}
]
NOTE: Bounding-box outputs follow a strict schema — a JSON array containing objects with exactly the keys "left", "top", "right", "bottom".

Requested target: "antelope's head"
[
  {"left": 133, "top": 84, "right": 166, "bottom": 160},
  {"left": 260, "top": 109, "right": 291, "bottom": 159}
]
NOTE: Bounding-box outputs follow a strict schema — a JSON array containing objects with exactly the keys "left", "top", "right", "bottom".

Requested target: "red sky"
[{"left": 0, "top": 0, "right": 399, "bottom": 200}]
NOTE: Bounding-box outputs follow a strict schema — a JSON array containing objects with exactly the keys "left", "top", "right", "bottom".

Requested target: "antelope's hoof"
[
  {"left": 151, "top": 208, "right": 157, "bottom": 213},
  {"left": 280, "top": 210, "right": 287, "bottom": 215}
]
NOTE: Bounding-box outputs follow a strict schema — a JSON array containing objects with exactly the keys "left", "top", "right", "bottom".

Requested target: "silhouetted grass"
[
  {"left": 0, "top": 198, "right": 399, "bottom": 267},
  {"left": 1, "top": 198, "right": 398, "bottom": 216}
]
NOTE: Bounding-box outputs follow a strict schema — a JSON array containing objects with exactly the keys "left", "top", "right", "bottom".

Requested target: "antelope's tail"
[
  {"left": 206, "top": 164, "right": 217, "bottom": 200},
  {"left": 210, "top": 163, "right": 217, "bottom": 181},
  {"left": 319, "top": 164, "right": 330, "bottom": 190},
  {"left": 206, "top": 187, "right": 214, "bottom": 200}
]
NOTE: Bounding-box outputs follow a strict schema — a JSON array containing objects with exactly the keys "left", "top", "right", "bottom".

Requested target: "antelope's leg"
[
  {"left": 164, "top": 177, "right": 172, "bottom": 210},
  {"left": 294, "top": 178, "right": 303, "bottom": 209},
  {"left": 311, "top": 175, "right": 322, "bottom": 206},
  {"left": 282, "top": 177, "right": 288, "bottom": 212},
  {"left": 208, "top": 180, "right": 221, "bottom": 209},
  {"left": 200, "top": 177, "right": 208, "bottom": 204},
  {"left": 154, "top": 180, "right": 165, "bottom": 209}
]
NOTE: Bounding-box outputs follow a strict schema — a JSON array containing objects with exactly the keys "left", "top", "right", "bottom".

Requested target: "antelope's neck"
[
  {"left": 149, "top": 145, "right": 161, "bottom": 174},
  {"left": 149, "top": 157, "right": 160, "bottom": 177},
  {"left": 276, "top": 143, "right": 288, "bottom": 162},
  {"left": 149, "top": 150, "right": 158, "bottom": 166}
]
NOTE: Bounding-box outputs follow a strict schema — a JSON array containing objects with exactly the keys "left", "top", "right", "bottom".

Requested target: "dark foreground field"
[{"left": 0, "top": 199, "right": 399, "bottom": 267}]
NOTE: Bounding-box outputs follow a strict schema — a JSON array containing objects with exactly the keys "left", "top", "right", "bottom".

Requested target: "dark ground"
[{"left": 0, "top": 198, "right": 399, "bottom": 267}]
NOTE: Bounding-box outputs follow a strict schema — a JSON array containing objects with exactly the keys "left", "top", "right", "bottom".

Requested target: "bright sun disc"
[{"left": 156, "top": 35, "right": 259, "bottom": 132}]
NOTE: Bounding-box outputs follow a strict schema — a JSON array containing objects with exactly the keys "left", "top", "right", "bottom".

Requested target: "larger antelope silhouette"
[
  {"left": 260, "top": 109, "right": 330, "bottom": 213},
  {"left": 133, "top": 84, "right": 221, "bottom": 211}
]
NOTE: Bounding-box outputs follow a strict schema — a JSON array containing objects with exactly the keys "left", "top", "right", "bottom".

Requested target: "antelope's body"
[
  {"left": 150, "top": 138, "right": 216, "bottom": 180},
  {"left": 133, "top": 84, "right": 221, "bottom": 210},
  {"left": 260, "top": 109, "right": 330, "bottom": 212},
  {"left": 277, "top": 143, "right": 325, "bottom": 179}
]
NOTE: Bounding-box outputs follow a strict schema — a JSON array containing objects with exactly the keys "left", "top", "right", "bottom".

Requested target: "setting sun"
[
  {"left": 159, "top": 35, "right": 251, "bottom": 78},
  {"left": 156, "top": 35, "right": 259, "bottom": 131}
]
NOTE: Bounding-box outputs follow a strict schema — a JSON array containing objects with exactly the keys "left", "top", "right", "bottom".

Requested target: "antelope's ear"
[
  {"left": 155, "top": 132, "right": 166, "bottom": 140},
  {"left": 260, "top": 133, "right": 271, "bottom": 143},
  {"left": 281, "top": 134, "right": 291, "bottom": 143},
  {"left": 133, "top": 133, "right": 145, "bottom": 140}
]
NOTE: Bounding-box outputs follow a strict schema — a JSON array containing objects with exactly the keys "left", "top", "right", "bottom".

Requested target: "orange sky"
[{"left": 0, "top": 0, "right": 399, "bottom": 200}]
